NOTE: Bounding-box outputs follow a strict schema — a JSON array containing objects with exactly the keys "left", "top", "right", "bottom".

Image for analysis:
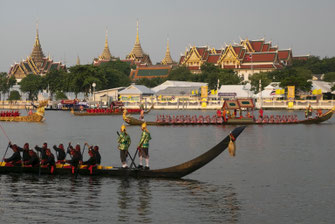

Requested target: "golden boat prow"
[{"left": 0, "top": 100, "right": 48, "bottom": 122}]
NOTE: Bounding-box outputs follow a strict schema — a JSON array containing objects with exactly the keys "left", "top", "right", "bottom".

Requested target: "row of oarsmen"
[
  {"left": 3, "top": 142, "right": 101, "bottom": 168},
  {"left": 0, "top": 111, "right": 21, "bottom": 117}
]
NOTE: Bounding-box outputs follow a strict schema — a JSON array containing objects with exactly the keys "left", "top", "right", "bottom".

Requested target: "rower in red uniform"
[
  {"left": 24, "top": 150, "right": 40, "bottom": 167},
  {"left": 35, "top": 142, "right": 48, "bottom": 163},
  {"left": 53, "top": 144, "right": 66, "bottom": 164}
]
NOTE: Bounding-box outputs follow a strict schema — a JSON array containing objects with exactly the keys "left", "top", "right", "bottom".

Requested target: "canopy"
[{"left": 222, "top": 98, "right": 254, "bottom": 109}]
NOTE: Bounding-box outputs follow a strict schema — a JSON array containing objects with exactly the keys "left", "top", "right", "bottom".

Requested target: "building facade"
[{"left": 179, "top": 38, "right": 293, "bottom": 80}]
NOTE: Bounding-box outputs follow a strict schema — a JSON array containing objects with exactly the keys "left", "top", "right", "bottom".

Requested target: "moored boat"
[{"left": 0, "top": 126, "right": 246, "bottom": 179}]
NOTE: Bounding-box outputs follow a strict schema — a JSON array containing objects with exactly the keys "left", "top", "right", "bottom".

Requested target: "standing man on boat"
[
  {"left": 137, "top": 122, "right": 151, "bottom": 170},
  {"left": 118, "top": 124, "right": 131, "bottom": 169}
]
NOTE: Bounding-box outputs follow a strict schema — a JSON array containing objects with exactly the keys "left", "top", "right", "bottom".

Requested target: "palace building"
[
  {"left": 125, "top": 21, "right": 152, "bottom": 65},
  {"left": 8, "top": 25, "right": 66, "bottom": 81},
  {"left": 179, "top": 38, "right": 293, "bottom": 80},
  {"left": 93, "top": 29, "right": 118, "bottom": 66}
]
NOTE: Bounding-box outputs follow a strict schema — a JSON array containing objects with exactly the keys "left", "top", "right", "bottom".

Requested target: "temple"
[
  {"left": 8, "top": 24, "right": 66, "bottom": 81},
  {"left": 161, "top": 39, "right": 176, "bottom": 65},
  {"left": 125, "top": 21, "right": 152, "bottom": 65},
  {"left": 93, "top": 28, "right": 117, "bottom": 66},
  {"left": 179, "top": 38, "right": 293, "bottom": 80}
]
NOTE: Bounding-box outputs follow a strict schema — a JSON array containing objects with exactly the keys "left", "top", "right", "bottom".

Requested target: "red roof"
[
  {"left": 240, "top": 64, "right": 276, "bottom": 69},
  {"left": 278, "top": 50, "right": 290, "bottom": 60},
  {"left": 179, "top": 55, "right": 185, "bottom": 64},
  {"left": 196, "top": 47, "right": 207, "bottom": 57},
  {"left": 232, "top": 46, "right": 243, "bottom": 57},
  {"left": 242, "top": 52, "right": 277, "bottom": 63},
  {"left": 187, "top": 66, "right": 201, "bottom": 71},
  {"left": 250, "top": 40, "right": 264, "bottom": 52},
  {"left": 216, "top": 49, "right": 223, "bottom": 54},
  {"left": 269, "top": 47, "right": 277, "bottom": 52},
  {"left": 261, "top": 43, "right": 270, "bottom": 52},
  {"left": 207, "top": 54, "right": 220, "bottom": 63}
]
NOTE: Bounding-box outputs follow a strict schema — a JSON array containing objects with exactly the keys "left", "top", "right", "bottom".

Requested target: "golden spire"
[
  {"left": 30, "top": 22, "right": 45, "bottom": 66},
  {"left": 161, "top": 38, "right": 174, "bottom": 65},
  {"left": 99, "top": 27, "right": 112, "bottom": 61},
  {"left": 127, "top": 20, "right": 144, "bottom": 58},
  {"left": 76, "top": 55, "right": 80, "bottom": 65}
]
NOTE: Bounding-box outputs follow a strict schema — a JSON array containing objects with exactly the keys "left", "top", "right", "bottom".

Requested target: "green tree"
[
  {"left": 0, "top": 73, "right": 16, "bottom": 100},
  {"left": 20, "top": 74, "right": 43, "bottom": 101},
  {"left": 250, "top": 72, "right": 271, "bottom": 93},
  {"left": 8, "top": 90, "right": 21, "bottom": 101},
  {"left": 43, "top": 69, "right": 67, "bottom": 100},
  {"left": 167, "top": 66, "right": 193, "bottom": 81},
  {"left": 55, "top": 91, "right": 68, "bottom": 100},
  {"left": 324, "top": 72, "right": 335, "bottom": 82},
  {"left": 135, "top": 77, "right": 166, "bottom": 88}
]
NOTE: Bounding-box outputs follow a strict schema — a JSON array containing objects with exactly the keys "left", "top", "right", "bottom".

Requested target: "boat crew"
[
  {"left": 35, "top": 143, "right": 48, "bottom": 163},
  {"left": 137, "top": 122, "right": 151, "bottom": 170},
  {"left": 85, "top": 144, "right": 101, "bottom": 165},
  {"left": 118, "top": 124, "right": 131, "bottom": 168},
  {"left": 82, "top": 149, "right": 97, "bottom": 166},
  {"left": 67, "top": 143, "right": 83, "bottom": 162},
  {"left": 24, "top": 150, "right": 40, "bottom": 167},
  {"left": 259, "top": 108, "right": 264, "bottom": 119},
  {"left": 65, "top": 148, "right": 81, "bottom": 169},
  {"left": 41, "top": 149, "right": 55, "bottom": 166},
  {"left": 12, "top": 142, "right": 30, "bottom": 163},
  {"left": 4, "top": 144, "right": 22, "bottom": 166},
  {"left": 53, "top": 144, "right": 66, "bottom": 163}
]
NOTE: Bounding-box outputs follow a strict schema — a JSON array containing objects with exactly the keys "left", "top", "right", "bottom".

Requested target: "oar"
[
  {"left": 129, "top": 148, "right": 139, "bottom": 169},
  {"left": 1, "top": 143, "right": 10, "bottom": 164},
  {"left": 75, "top": 144, "right": 86, "bottom": 178},
  {"left": 38, "top": 151, "right": 41, "bottom": 176},
  {"left": 127, "top": 151, "right": 137, "bottom": 169}
]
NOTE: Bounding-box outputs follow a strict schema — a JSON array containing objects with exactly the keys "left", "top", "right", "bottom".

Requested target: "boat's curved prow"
[{"left": 142, "top": 126, "right": 246, "bottom": 178}]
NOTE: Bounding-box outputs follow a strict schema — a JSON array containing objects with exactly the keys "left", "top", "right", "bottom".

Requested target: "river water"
[{"left": 0, "top": 109, "right": 334, "bottom": 223}]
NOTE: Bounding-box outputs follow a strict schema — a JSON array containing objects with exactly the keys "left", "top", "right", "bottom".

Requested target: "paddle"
[
  {"left": 75, "top": 144, "right": 86, "bottom": 178},
  {"left": 0, "top": 123, "right": 11, "bottom": 165},
  {"left": 1, "top": 143, "right": 10, "bottom": 164},
  {"left": 129, "top": 148, "right": 139, "bottom": 169}
]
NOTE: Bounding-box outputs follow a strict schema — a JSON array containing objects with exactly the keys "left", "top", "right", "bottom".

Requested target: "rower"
[
  {"left": 41, "top": 149, "right": 56, "bottom": 173},
  {"left": 117, "top": 124, "right": 131, "bottom": 169},
  {"left": 14, "top": 142, "right": 31, "bottom": 164},
  {"left": 53, "top": 144, "right": 66, "bottom": 164},
  {"left": 4, "top": 144, "right": 22, "bottom": 166},
  {"left": 84, "top": 143, "right": 101, "bottom": 165},
  {"left": 35, "top": 142, "right": 48, "bottom": 163},
  {"left": 68, "top": 143, "right": 83, "bottom": 162},
  {"left": 24, "top": 150, "right": 40, "bottom": 167},
  {"left": 137, "top": 122, "right": 151, "bottom": 170},
  {"left": 65, "top": 145, "right": 82, "bottom": 173}
]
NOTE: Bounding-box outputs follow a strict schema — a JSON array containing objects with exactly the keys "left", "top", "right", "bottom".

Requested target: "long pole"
[{"left": 0, "top": 123, "right": 11, "bottom": 164}]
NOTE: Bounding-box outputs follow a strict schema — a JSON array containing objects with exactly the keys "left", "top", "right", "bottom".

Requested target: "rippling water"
[{"left": 0, "top": 110, "right": 334, "bottom": 223}]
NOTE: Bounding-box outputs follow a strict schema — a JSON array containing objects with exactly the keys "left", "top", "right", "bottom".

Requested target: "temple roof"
[
  {"left": 128, "top": 21, "right": 144, "bottom": 58},
  {"left": 30, "top": 24, "right": 45, "bottom": 65},
  {"left": 99, "top": 29, "right": 113, "bottom": 61},
  {"left": 161, "top": 39, "right": 174, "bottom": 65}
]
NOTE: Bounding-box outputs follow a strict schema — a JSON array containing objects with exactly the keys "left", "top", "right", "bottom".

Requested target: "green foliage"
[
  {"left": 43, "top": 69, "right": 67, "bottom": 100},
  {"left": 8, "top": 90, "right": 21, "bottom": 101},
  {"left": 250, "top": 73, "right": 271, "bottom": 93},
  {"left": 324, "top": 72, "right": 335, "bottom": 82},
  {"left": 167, "top": 66, "right": 193, "bottom": 81},
  {"left": 55, "top": 91, "right": 68, "bottom": 100},
  {"left": 20, "top": 74, "right": 43, "bottom": 101},
  {"left": 0, "top": 72, "right": 16, "bottom": 100},
  {"left": 135, "top": 77, "right": 166, "bottom": 88}
]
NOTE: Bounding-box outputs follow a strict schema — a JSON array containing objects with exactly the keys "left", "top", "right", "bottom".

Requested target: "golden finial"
[
  {"left": 136, "top": 20, "right": 140, "bottom": 44},
  {"left": 105, "top": 27, "right": 109, "bottom": 48},
  {"left": 76, "top": 55, "right": 80, "bottom": 65}
]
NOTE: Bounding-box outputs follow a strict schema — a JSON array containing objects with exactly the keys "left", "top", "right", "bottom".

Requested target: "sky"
[{"left": 1, "top": 0, "right": 335, "bottom": 72}]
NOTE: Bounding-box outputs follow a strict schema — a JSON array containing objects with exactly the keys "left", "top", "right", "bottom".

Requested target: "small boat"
[
  {"left": 0, "top": 101, "right": 48, "bottom": 122},
  {"left": 123, "top": 106, "right": 335, "bottom": 126},
  {"left": 0, "top": 126, "right": 246, "bottom": 179}
]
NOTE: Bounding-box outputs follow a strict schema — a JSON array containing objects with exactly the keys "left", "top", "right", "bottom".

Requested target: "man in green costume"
[
  {"left": 137, "top": 122, "right": 151, "bottom": 170},
  {"left": 118, "top": 124, "right": 131, "bottom": 168}
]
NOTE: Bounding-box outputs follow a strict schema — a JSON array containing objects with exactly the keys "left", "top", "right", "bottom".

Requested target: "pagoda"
[
  {"left": 93, "top": 28, "right": 117, "bottom": 66},
  {"left": 161, "top": 39, "right": 176, "bottom": 65},
  {"left": 125, "top": 21, "right": 152, "bottom": 65},
  {"left": 8, "top": 24, "right": 66, "bottom": 81}
]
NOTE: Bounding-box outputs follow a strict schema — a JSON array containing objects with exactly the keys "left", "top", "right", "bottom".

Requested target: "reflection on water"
[{"left": 0, "top": 174, "right": 240, "bottom": 223}]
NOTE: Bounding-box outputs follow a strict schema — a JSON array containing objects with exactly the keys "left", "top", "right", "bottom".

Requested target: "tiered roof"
[
  {"left": 8, "top": 25, "right": 65, "bottom": 80},
  {"left": 161, "top": 39, "right": 175, "bottom": 65}
]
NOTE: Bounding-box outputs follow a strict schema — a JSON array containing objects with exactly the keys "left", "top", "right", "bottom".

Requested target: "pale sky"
[{"left": 1, "top": 0, "right": 335, "bottom": 72}]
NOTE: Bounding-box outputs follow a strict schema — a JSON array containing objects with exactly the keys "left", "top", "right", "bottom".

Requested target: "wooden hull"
[
  {"left": 0, "top": 114, "right": 44, "bottom": 122},
  {"left": 0, "top": 126, "right": 246, "bottom": 179},
  {"left": 72, "top": 107, "right": 152, "bottom": 116},
  {"left": 123, "top": 107, "right": 335, "bottom": 126}
]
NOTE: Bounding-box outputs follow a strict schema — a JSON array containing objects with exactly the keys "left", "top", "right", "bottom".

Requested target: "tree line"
[{"left": 1, "top": 56, "right": 335, "bottom": 101}]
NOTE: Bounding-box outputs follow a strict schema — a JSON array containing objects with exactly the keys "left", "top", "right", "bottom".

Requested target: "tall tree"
[
  {"left": 0, "top": 73, "right": 16, "bottom": 100},
  {"left": 20, "top": 74, "right": 43, "bottom": 101},
  {"left": 43, "top": 69, "right": 67, "bottom": 100},
  {"left": 250, "top": 72, "right": 271, "bottom": 93}
]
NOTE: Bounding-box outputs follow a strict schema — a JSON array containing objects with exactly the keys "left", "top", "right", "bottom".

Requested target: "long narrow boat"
[
  {"left": 71, "top": 106, "right": 153, "bottom": 116},
  {"left": 0, "top": 101, "right": 48, "bottom": 122},
  {"left": 123, "top": 106, "right": 335, "bottom": 126},
  {"left": 0, "top": 126, "right": 245, "bottom": 179}
]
